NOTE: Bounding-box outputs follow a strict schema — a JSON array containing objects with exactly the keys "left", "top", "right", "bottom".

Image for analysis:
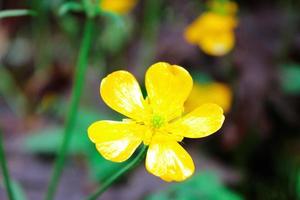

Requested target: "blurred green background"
[{"left": 0, "top": 0, "right": 300, "bottom": 199}]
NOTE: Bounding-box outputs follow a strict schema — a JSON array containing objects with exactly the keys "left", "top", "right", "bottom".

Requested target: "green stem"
[
  {"left": 0, "top": 9, "right": 37, "bottom": 19},
  {"left": 44, "top": 18, "right": 95, "bottom": 200},
  {"left": 86, "top": 145, "right": 148, "bottom": 200},
  {"left": 0, "top": 129, "right": 15, "bottom": 200}
]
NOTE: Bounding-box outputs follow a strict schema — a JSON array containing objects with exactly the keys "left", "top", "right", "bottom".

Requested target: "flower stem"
[
  {"left": 44, "top": 18, "right": 94, "bottom": 200},
  {"left": 0, "top": 9, "right": 37, "bottom": 19},
  {"left": 0, "top": 129, "right": 15, "bottom": 200},
  {"left": 86, "top": 145, "right": 148, "bottom": 200}
]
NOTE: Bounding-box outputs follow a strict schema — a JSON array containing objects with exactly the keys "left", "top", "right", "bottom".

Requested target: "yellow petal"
[
  {"left": 100, "top": 0, "right": 137, "bottom": 14},
  {"left": 184, "top": 19, "right": 203, "bottom": 44},
  {"left": 88, "top": 120, "right": 143, "bottom": 162},
  {"left": 167, "top": 103, "right": 224, "bottom": 138},
  {"left": 184, "top": 12, "right": 237, "bottom": 56},
  {"left": 145, "top": 139, "right": 194, "bottom": 182},
  {"left": 199, "top": 31, "right": 235, "bottom": 56},
  {"left": 100, "top": 70, "right": 147, "bottom": 121},
  {"left": 199, "top": 12, "right": 237, "bottom": 32},
  {"left": 184, "top": 82, "right": 232, "bottom": 113},
  {"left": 145, "top": 62, "right": 193, "bottom": 121}
]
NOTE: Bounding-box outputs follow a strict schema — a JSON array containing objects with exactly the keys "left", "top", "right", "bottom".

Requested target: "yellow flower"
[
  {"left": 88, "top": 62, "right": 225, "bottom": 181},
  {"left": 185, "top": 82, "right": 232, "bottom": 113},
  {"left": 184, "top": 11, "right": 238, "bottom": 56},
  {"left": 100, "top": 0, "right": 137, "bottom": 14}
]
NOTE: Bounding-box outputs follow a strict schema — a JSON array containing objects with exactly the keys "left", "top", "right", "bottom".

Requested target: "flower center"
[{"left": 151, "top": 115, "right": 165, "bottom": 129}]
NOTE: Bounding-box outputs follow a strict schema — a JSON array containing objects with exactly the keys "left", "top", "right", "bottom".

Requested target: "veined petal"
[
  {"left": 145, "top": 62, "right": 193, "bottom": 121},
  {"left": 100, "top": 70, "right": 147, "bottom": 121},
  {"left": 88, "top": 120, "right": 144, "bottom": 162},
  {"left": 167, "top": 103, "right": 225, "bottom": 138},
  {"left": 145, "top": 139, "right": 194, "bottom": 182}
]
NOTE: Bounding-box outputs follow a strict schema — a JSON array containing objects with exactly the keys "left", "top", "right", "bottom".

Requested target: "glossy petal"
[
  {"left": 145, "top": 62, "right": 193, "bottom": 121},
  {"left": 100, "top": 0, "right": 137, "bottom": 14},
  {"left": 146, "top": 139, "right": 194, "bottom": 182},
  {"left": 167, "top": 103, "right": 225, "bottom": 138},
  {"left": 88, "top": 120, "right": 143, "bottom": 162},
  {"left": 100, "top": 70, "right": 147, "bottom": 121}
]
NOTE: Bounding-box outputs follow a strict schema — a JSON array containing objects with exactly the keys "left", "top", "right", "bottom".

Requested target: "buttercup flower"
[
  {"left": 184, "top": 1, "right": 238, "bottom": 56},
  {"left": 100, "top": 0, "right": 137, "bottom": 14},
  {"left": 185, "top": 82, "right": 232, "bottom": 113},
  {"left": 88, "top": 62, "right": 225, "bottom": 181}
]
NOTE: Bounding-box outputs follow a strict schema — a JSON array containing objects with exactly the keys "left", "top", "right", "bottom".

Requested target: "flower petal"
[
  {"left": 199, "top": 31, "right": 235, "bottom": 56},
  {"left": 100, "top": 70, "right": 147, "bottom": 120},
  {"left": 145, "top": 139, "right": 194, "bottom": 182},
  {"left": 184, "top": 82, "right": 232, "bottom": 113},
  {"left": 145, "top": 62, "right": 193, "bottom": 121},
  {"left": 100, "top": 0, "right": 137, "bottom": 14},
  {"left": 88, "top": 120, "right": 143, "bottom": 162},
  {"left": 167, "top": 103, "right": 225, "bottom": 138}
]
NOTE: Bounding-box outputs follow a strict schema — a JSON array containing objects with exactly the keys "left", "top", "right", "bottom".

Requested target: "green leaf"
[
  {"left": 87, "top": 148, "right": 129, "bottom": 181},
  {"left": 280, "top": 64, "right": 300, "bottom": 94},
  {"left": 191, "top": 72, "right": 213, "bottom": 84},
  {"left": 11, "top": 181, "right": 27, "bottom": 200},
  {"left": 146, "top": 171, "right": 243, "bottom": 200},
  {"left": 23, "top": 126, "right": 89, "bottom": 154},
  {"left": 0, "top": 9, "right": 37, "bottom": 19},
  {"left": 23, "top": 108, "right": 125, "bottom": 182},
  {"left": 23, "top": 109, "right": 100, "bottom": 155}
]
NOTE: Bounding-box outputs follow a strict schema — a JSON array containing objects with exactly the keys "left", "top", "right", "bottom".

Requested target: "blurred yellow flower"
[
  {"left": 185, "top": 82, "right": 232, "bottom": 113},
  {"left": 184, "top": 1, "right": 238, "bottom": 56},
  {"left": 100, "top": 0, "right": 137, "bottom": 14},
  {"left": 88, "top": 62, "right": 225, "bottom": 181}
]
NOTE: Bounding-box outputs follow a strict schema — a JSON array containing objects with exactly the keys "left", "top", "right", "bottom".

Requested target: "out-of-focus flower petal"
[
  {"left": 199, "top": 12, "right": 237, "bottom": 31},
  {"left": 100, "top": 70, "right": 148, "bottom": 121},
  {"left": 145, "top": 139, "right": 194, "bottom": 182},
  {"left": 145, "top": 62, "right": 193, "bottom": 121},
  {"left": 185, "top": 82, "right": 232, "bottom": 113},
  {"left": 199, "top": 30, "right": 235, "bottom": 56},
  {"left": 167, "top": 103, "right": 224, "bottom": 138},
  {"left": 184, "top": 19, "right": 203, "bottom": 44},
  {"left": 100, "top": 0, "right": 137, "bottom": 14},
  {"left": 184, "top": 12, "right": 238, "bottom": 56},
  {"left": 88, "top": 120, "right": 143, "bottom": 162}
]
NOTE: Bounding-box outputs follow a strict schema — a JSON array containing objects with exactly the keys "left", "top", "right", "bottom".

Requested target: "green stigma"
[{"left": 151, "top": 115, "right": 165, "bottom": 128}]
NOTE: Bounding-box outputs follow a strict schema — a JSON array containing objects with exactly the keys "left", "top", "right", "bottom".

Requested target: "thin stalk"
[
  {"left": 0, "top": 129, "right": 15, "bottom": 200},
  {"left": 0, "top": 9, "right": 36, "bottom": 19},
  {"left": 44, "top": 18, "right": 95, "bottom": 200},
  {"left": 86, "top": 145, "right": 148, "bottom": 200}
]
